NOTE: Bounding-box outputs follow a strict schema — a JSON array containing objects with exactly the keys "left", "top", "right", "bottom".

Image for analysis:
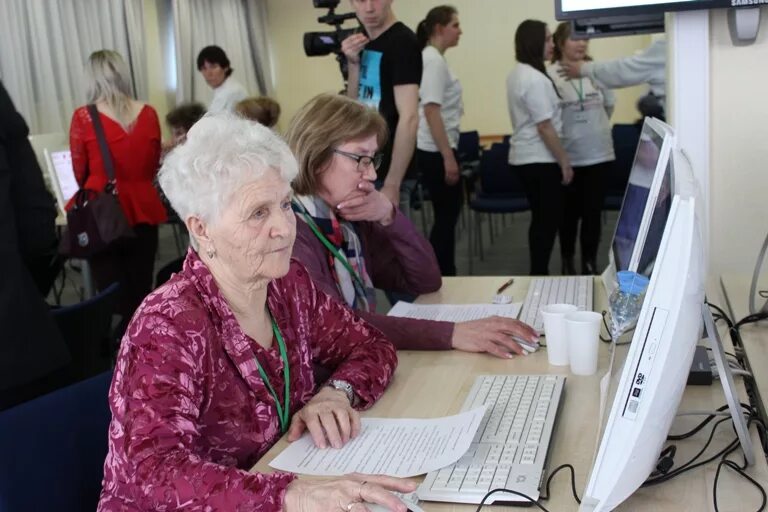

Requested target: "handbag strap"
[{"left": 86, "top": 104, "right": 117, "bottom": 186}]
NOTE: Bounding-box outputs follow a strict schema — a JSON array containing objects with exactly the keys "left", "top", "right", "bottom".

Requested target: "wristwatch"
[{"left": 326, "top": 379, "right": 357, "bottom": 406}]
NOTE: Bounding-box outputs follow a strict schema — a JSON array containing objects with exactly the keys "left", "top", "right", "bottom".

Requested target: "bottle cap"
[{"left": 617, "top": 270, "right": 650, "bottom": 295}]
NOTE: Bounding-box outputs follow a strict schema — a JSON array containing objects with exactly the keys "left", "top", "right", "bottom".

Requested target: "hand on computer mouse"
[
  {"left": 451, "top": 316, "right": 539, "bottom": 358},
  {"left": 283, "top": 473, "right": 417, "bottom": 512}
]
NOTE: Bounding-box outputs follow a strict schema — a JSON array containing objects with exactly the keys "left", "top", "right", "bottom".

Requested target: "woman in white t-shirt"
[
  {"left": 548, "top": 22, "right": 616, "bottom": 275},
  {"left": 415, "top": 6, "right": 464, "bottom": 276},
  {"left": 196, "top": 45, "right": 247, "bottom": 114},
  {"left": 507, "top": 20, "right": 573, "bottom": 276}
]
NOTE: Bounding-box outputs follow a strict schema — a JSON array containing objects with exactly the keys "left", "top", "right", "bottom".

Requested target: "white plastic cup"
[
  {"left": 541, "top": 304, "right": 578, "bottom": 366},
  {"left": 565, "top": 311, "right": 603, "bottom": 376}
]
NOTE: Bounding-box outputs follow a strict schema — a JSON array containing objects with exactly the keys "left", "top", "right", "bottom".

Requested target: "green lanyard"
[
  {"left": 254, "top": 311, "right": 291, "bottom": 434},
  {"left": 569, "top": 77, "right": 585, "bottom": 110},
  {"left": 293, "top": 201, "right": 366, "bottom": 290}
]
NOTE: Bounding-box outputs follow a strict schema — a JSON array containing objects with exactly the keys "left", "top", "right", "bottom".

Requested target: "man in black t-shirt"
[{"left": 342, "top": 0, "right": 422, "bottom": 214}]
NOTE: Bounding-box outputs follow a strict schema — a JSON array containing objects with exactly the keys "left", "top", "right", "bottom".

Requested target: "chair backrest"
[
  {"left": 478, "top": 142, "right": 526, "bottom": 197},
  {"left": 0, "top": 371, "right": 113, "bottom": 512},
  {"left": 457, "top": 130, "right": 480, "bottom": 163},
  {"left": 52, "top": 282, "right": 120, "bottom": 384},
  {"left": 610, "top": 123, "right": 642, "bottom": 195}
]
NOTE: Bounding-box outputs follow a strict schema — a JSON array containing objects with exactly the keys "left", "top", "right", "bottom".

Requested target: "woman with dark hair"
[
  {"left": 548, "top": 22, "right": 615, "bottom": 275},
  {"left": 507, "top": 20, "right": 573, "bottom": 275},
  {"left": 235, "top": 96, "right": 281, "bottom": 127},
  {"left": 415, "top": 5, "right": 464, "bottom": 276},
  {"left": 196, "top": 45, "right": 247, "bottom": 113},
  {"left": 163, "top": 102, "right": 206, "bottom": 157}
]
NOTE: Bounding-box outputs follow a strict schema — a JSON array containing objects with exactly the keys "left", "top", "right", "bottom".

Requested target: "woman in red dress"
[{"left": 69, "top": 50, "right": 166, "bottom": 329}]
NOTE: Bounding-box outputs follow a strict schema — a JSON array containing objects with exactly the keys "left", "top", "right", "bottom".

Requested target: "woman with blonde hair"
[
  {"left": 69, "top": 50, "right": 166, "bottom": 332},
  {"left": 287, "top": 94, "right": 538, "bottom": 357}
]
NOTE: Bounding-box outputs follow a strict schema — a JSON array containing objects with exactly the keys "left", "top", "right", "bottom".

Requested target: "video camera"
[{"left": 303, "top": 0, "right": 359, "bottom": 80}]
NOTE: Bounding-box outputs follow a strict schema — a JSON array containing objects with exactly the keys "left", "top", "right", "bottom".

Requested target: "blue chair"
[
  {"left": 0, "top": 371, "right": 113, "bottom": 512},
  {"left": 457, "top": 130, "right": 481, "bottom": 165},
  {"left": 467, "top": 143, "right": 530, "bottom": 273},
  {"left": 52, "top": 282, "right": 119, "bottom": 382},
  {"left": 606, "top": 124, "right": 641, "bottom": 211}
]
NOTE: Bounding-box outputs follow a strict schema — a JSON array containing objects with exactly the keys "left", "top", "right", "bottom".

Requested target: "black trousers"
[
  {"left": 90, "top": 223, "right": 158, "bottom": 332},
  {"left": 417, "top": 149, "right": 464, "bottom": 276},
  {"left": 559, "top": 161, "right": 612, "bottom": 265},
  {"left": 515, "top": 163, "right": 564, "bottom": 276}
]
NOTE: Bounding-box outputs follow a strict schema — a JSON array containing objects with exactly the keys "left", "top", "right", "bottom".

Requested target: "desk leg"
[{"left": 81, "top": 259, "right": 95, "bottom": 299}]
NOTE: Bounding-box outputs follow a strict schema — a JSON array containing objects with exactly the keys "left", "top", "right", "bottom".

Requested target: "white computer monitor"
[
  {"left": 580, "top": 149, "right": 706, "bottom": 511},
  {"left": 604, "top": 118, "right": 675, "bottom": 294},
  {"left": 44, "top": 148, "right": 78, "bottom": 215}
]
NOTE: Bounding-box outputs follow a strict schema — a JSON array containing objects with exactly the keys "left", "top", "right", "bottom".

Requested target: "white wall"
[
  {"left": 265, "top": 0, "right": 652, "bottom": 133},
  {"left": 708, "top": 7, "right": 768, "bottom": 275}
]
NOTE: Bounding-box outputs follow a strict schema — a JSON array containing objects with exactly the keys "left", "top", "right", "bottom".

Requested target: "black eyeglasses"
[{"left": 333, "top": 148, "right": 383, "bottom": 172}]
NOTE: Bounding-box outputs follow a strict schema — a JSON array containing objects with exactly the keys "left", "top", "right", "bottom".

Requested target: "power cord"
[
  {"left": 475, "top": 464, "right": 582, "bottom": 511},
  {"left": 539, "top": 464, "right": 581, "bottom": 504},
  {"left": 714, "top": 457, "right": 767, "bottom": 512}
]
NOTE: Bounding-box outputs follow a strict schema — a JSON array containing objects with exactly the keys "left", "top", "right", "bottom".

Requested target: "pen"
[{"left": 496, "top": 278, "right": 514, "bottom": 294}]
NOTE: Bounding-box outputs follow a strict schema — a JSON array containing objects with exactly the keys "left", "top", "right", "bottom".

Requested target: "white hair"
[{"left": 158, "top": 113, "right": 298, "bottom": 249}]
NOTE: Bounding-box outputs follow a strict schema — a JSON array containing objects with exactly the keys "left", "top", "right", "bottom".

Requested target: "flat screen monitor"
[
  {"left": 581, "top": 191, "right": 705, "bottom": 511},
  {"left": 45, "top": 149, "right": 78, "bottom": 212},
  {"left": 556, "top": 0, "right": 732, "bottom": 21},
  {"left": 610, "top": 118, "right": 673, "bottom": 277}
]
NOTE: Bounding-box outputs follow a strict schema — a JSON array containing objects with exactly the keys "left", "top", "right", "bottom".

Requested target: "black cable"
[
  {"left": 600, "top": 310, "right": 612, "bottom": 343},
  {"left": 667, "top": 404, "right": 730, "bottom": 440},
  {"left": 473, "top": 488, "right": 550, "bottom": 512},
  {"left": 539, "top": 464, "right": 581, "bottom": 504},
  {"left": 736, "top": 311, "right": 768, "bottom": 329},
  {"left": 645, "top": 417, "right": 737, "bottom": 486},
  {"left": 714, "top": 459, "right": 767, "bottom": 512}
]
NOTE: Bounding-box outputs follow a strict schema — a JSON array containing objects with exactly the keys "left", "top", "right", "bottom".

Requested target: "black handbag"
[{"left": 60, "top": 104, "right": 134, "bottom": 258}]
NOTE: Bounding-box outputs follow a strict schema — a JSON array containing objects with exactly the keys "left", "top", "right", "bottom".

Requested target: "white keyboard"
[
  {"left": 417, "top": 374, "right": 565, "bottom": 505},
  {"left": 519, "top": 276, "right": 594, "bottom": 333}
]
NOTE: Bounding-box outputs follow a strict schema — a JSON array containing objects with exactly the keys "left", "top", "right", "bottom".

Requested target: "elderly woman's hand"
[
  {"left": 283, "top": 474, "right": 417, "bottom": 512},
  {"left": 451, "top": 316, "right": 540, "bottom": 359},
  {"left": 336, "top": 181, "right": 396, "bottom": 226},
  {"left": 287, "top": 386, "right": 361, "bottom": 449}
]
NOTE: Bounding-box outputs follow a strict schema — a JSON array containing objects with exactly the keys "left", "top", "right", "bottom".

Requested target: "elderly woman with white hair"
[{"left": 97, "top": 114, "right": 413, "bottom": 512}]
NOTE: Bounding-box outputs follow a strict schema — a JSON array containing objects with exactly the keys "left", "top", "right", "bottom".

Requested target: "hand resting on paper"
[
  {"left": 283, "top": 473, "right": 417, "bottom": 512},
  {"left": 451, "top": 316, "right": 540, "bottom": 359},
  {"left": 287, "top": 385, "right": 361, "bottom": 449}
]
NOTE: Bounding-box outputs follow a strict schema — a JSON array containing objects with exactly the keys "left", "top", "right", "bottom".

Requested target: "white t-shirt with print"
[
  {"left": 547, "top": 62, "right": 615, "bottom": 167},
  {"left": 417, "top": 45, "right": 463, "bottom": 152},
  {"left": 506, "top": 63, "right": 562, "bottom": 166}
]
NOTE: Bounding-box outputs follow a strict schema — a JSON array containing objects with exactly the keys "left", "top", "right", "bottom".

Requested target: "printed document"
[
  {"left": 269, "top": 407, "right": 486, "bottom": 477},
  {"left": 388, "top": 302, "right": 521, "bottom": 322}
]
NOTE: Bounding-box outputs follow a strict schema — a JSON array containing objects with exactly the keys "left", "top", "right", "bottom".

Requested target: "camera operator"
[{"left": 341, "top": 0, "right": 422, "bottom": 215}]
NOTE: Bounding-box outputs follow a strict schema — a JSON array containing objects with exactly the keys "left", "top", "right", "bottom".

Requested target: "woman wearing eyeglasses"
[{"left": 287, "top": 93, "right": 539, "bottom": 357}]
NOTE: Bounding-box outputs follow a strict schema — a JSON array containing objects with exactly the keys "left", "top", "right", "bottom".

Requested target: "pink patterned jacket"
[{"left": 97, "top": 249, "right": 397, "bottom": 511}]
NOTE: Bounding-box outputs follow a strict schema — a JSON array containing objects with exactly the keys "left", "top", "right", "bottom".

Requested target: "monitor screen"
[
  {"left": 636, "top": 159, "right": 673, "bottom": 276},
  {"left": 556, "top": 0, "right": 731, "bottom": 20},
  {"left": 50, "top": 150, "right": 79, "bottom": 203},
  {"left": 611, "top": 123, "right": 665, "bottom": 273}
]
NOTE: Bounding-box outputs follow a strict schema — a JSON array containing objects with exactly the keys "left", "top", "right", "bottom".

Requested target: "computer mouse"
[
  {"left": 364, "top": 492, "right": 424, "bottom": 512},
  {"left": 512, "top": 336, "right": 539, "bottom": 353}
]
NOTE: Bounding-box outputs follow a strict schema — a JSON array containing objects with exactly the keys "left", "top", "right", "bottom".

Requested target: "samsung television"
[{"left": 556, "top": 0, "right": 735, "bottom": 21}]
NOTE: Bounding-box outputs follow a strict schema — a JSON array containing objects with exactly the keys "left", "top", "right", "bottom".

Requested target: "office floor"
[{"left": 52, "top": 207, "right": 620, "bottom": 311}]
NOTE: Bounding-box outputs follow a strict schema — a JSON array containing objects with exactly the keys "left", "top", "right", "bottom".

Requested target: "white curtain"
[
  {"left": 172, "top": 0, "right": 272, "bottom": 106},
  {"left": 0, "top": 0, "right": 148, "bottom": 134}
]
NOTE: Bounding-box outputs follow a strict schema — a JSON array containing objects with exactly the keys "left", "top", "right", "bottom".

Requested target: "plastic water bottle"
[{"left": 608, "top": 271, "right": 650, "bottom": 341}]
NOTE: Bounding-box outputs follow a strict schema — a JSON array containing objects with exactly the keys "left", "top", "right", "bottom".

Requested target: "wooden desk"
[
  {"left": 254, "top": 276, "right": 768, "bottom": 511},
  {"left": 719, "top": 274, "right": 768, "bottom": 430}
]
